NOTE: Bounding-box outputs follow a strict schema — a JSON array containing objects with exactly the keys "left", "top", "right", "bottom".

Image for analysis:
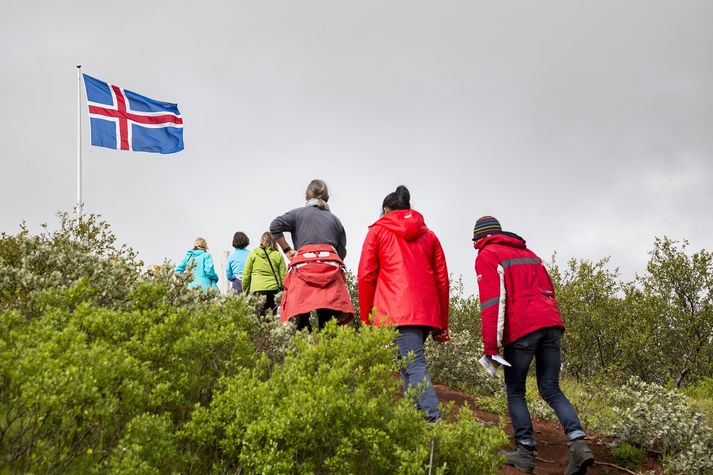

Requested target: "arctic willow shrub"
[
  {"left": 0, "top": 280, "right": 258, "bottom": 472},
  {"left": 610, "top": 377, "right": 713, "bottom": 474},
  {"left": 186, "top": 323, "right": 507, "bottom": 474},
  {"left": 0, "top": 212, "right": 143, "bottom": 318},
  {"left": 426, "top": 279, "right": 501, "bottom": 395}
]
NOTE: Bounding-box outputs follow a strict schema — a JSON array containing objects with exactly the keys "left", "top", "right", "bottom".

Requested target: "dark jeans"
[
  {"left": 294, "top": 308, "right": 337, "bottom": 332},
  {"left": 503, "top": 327, "right": 585, "bottom": 447},
  {"left": 253, "top": 290, "right": 279, "bottom": 316},
  {"left": 231, "top": 279, "right": 243, "bottom": 293},
  {"left": 396, "top": 326, "right": 440, "bottom": 420}
]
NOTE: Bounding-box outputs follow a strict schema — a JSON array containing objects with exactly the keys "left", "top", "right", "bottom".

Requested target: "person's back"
[
  {"left": 227, "top": 232, "right": 251, "bottom": 293},
  {"left": 473, "top": 216, "right": 593, "bottom": 474},
  {"left": 176, "top": 238, "right": 219, "bottom": 292},
  {"left": 475, "top": 232, "right": 563, "bottom": 353},
  {"left": 359, "top": 208, "right": 448, "bottom": 329},
  {"left": 358, "top": 186, "right": 449, "bottom": 423},
  {"left": 243, "top": 247, "right": 285, "bottom": 293}
]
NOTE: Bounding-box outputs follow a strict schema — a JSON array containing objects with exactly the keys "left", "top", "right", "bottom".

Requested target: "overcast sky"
[{"left": 1, "top": 0, "right": 711, "bottom": 296}]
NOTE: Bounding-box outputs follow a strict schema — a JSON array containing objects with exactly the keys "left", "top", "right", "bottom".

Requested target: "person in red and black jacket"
[
  {"left": 358, "top": 186, "right": 449, "bottom": 422},
  {"left": 473, "top": 216, "right": 594, "bottom": 475}
]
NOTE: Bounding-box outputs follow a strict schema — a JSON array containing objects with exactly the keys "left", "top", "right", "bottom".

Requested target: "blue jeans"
[
  {"left": 396, "top": 326, "right": 440, "bottom": 420},
  {"left": 503, "top": 327, "right": 585, "bottom": 447}
]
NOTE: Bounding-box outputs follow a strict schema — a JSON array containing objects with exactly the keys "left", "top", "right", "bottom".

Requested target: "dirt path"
[{"left": 434, "top": 384, "right": 661, "bottom": 475}]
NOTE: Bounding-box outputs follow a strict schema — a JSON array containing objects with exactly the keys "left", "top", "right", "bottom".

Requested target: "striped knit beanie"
[{"left": 473, "top": 216, "right": 502, "bottom": 241}]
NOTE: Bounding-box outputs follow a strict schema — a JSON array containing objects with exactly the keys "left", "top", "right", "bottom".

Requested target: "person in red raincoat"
[
  {"left": 270, "top": 179, "right": 354, "bottom": 331},
  {"left": 358, "top": 185, "right": 450, "bottom": 421},
  {"left": 473, "top": 215, "right": 593, "bottom": 474}
]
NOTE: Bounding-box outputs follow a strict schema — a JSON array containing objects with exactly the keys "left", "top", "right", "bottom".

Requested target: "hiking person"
[
  {"left": 472, "top": 216, "right": 594, "bottom": 474},
  {"left": 270, "top": 180, "right": 354, "bottom": 332},
  {"left": 269, "top": 179, "right": 354, "bottom": 331},
  {"left": 242, "top": 232, "right": 286, "bottom": 316},
  {"left": 175, "top": 237, "right": 219, "bottom": 291},
  {"left": 358, "top": 186, "right": 450, "bottom": 422},
  {"left": 226, "top": 231, "right": 250, "bottom": 293}
]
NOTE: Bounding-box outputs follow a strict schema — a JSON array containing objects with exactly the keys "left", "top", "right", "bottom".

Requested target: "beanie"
[{"left": 473, "top": 216, "right": 502, "bottom": 241}]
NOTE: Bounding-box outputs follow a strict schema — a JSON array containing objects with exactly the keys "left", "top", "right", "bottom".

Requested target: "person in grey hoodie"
[{"left": 270, "top": 179, "right": 350, "bottom": 331}]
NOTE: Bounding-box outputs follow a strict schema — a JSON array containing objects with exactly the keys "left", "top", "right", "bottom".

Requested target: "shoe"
[
  {"left": 565, "top": 439, "right": 594, "bottom": 475},
  {"left": 499, "top": 443, "right": 536, "bottom": 473}
]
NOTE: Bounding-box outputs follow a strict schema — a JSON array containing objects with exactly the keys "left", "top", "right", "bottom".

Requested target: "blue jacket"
[
  {"left": 176, "top": 249, "right": 219, "bottom": 291},
  {"left": 227, "top": 247, "right": 250, "bottom": 282}
]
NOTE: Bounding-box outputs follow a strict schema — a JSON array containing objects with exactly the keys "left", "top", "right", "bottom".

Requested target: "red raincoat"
[
  {"left": 358, "top": 209, "right": 449, "bottom": 329},
  {"left": 475, "top": 233, "right": 564, "bottom": 355},
  {"left": 279, "top": 243, "right": 355, "bottom": 323}
]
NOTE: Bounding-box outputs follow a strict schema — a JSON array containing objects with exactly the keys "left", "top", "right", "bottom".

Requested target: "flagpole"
[{"left": 76, "top": 64, "right": 82, "bottom": 213}]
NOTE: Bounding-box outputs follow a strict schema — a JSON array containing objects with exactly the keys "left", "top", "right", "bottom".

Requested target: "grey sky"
[{"left": 1, "top": 0, "right": 712, "bottom": 296}]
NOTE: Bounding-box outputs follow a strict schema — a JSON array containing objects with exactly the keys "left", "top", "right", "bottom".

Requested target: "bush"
[
  {"left": 426, "top": 279, "right": 501, "bottom": 396},
  {"left": 611, "top": 443, "right": 646, "bottom": 470},
  {"left": 186, "top": 323, "right": 508, "bottom": 474},
  {"left": 609, "top": 377, "right": 713, "bottom": 474},
  {"left": 0, "top": 213, "right": 508, "bottom": 473}
]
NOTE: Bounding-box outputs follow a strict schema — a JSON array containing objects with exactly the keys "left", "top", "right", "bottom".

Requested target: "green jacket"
[{"left": 242, "top": 247, "right": 286, "bottom": 293}]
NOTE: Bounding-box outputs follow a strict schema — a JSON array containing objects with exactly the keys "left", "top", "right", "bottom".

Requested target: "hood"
[
  {"left": 186, "top": 248, "right": 206, "bottom": 258},
  {"left": 372, "top": 209, "right": 428, "bottom": 241},
  {"left": 475, "top": 232, "right": 526, "bottom": 250}
]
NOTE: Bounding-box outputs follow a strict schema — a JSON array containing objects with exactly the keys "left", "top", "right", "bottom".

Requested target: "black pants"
[
  {"left": 253, "top": 290, "right": 279, "bottom": 317},
  {"left": 294, "top": 308, "right": 337, "bottom": 332}
]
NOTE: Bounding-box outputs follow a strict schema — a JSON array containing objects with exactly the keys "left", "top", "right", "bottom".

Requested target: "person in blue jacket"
[
  {"left": 227, "top": 231, "right": 250, "bottom": 293},
  {"left": 176, "top": 237, "right": 219, "bottom": 291}
]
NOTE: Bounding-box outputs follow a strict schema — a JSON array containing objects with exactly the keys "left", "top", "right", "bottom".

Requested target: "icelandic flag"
[{"left": 83, "top": 74, "right": 184, "bottom": 154}]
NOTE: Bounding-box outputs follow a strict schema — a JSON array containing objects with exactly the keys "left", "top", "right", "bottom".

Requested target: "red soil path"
[{"left": 434, "top": 384, "right": 661, "bottom": 475}]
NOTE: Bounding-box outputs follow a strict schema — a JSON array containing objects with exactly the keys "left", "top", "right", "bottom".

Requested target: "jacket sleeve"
[
  {"left": 336, "top": 218, "right": 347, "bottom": 260},
  {"left": 357, "top": 228, "right": 379, "bottom": 324},
  {"left": 175, "top": 253, "right": 188, "bottom": 273},
  {"left": 242, "top": 253, "right": 254, "bottom": 292},
  {"left": 204, "top": 254, "right": 219, "bottom": 283},
  {"left": 270, "top": 209, "right": 296, "bottom": 240},
  {"left": 476, "top": 251, "right": 501, "bottom": 355},
  {"left": 226, "top": 256, "right": 234, "bottom": 281},
  {"left": 277, "top": 253, "right": 286, "bottom": 285},
  {"left": 432, "top": 234, "right": 450, "bottom": 330}
]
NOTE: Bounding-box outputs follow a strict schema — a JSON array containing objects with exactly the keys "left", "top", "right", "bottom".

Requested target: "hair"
[
  {"left": 194, "top": 237, "right": 208, "bottom": 250},
  {"left": 382, "top": 185, "right": 411, "bottom": 212},
  {"left": 259, "top": 231, "right": 278, "bottom": 251},
  {"left": 305, "top": 179, "right": 329, "bottom": 209},
  {"left": 232, "top": 231, "right": 249, "bottom": 249}
]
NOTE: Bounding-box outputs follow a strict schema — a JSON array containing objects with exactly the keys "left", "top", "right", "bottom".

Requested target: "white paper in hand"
[{"left": 478, "top": 355, "right": 511, "bottom": 376}]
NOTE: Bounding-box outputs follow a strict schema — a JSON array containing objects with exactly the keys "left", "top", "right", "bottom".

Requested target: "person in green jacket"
[
  {"left": 242, "top": 232, "right": 286, "bottom": 316},
  {"left": 175, "top": 237, "right": 219, "bottom": 291}
]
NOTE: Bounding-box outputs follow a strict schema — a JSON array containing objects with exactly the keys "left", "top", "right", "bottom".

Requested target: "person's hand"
[
  {"left": 432, "top": 329, "right": 450, "bottom": 343},
  {"left": 286, "top": 249, "right": 297, "bottom": 259}
]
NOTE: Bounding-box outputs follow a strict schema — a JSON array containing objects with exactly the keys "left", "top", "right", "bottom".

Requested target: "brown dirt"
[{"left": 433, "top": 384, "right": 662, "bottom": 475}]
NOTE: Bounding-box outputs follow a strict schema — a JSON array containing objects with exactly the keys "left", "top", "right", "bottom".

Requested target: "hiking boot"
[
  {"left": 499, "top": 443, "right": 536, "bottom": 473},
  {"left": 565, "top": 439, "right": 594, "bottom": 475}
]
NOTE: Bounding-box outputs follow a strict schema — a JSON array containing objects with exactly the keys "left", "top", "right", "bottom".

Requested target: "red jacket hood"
[
  {"left": 371, "top": 209, "right": 427, "bottom": 241},
  {"left": 475, "top": 232, "right": 527, "bottom": 250}
]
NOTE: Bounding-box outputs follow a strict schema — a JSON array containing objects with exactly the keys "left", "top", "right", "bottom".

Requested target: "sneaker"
[
  {"left": 565, "top": 439, "right": 594, "bottom": 475},
  {"left": 499, "top": 443, "right": 536, "bottom": 473}
]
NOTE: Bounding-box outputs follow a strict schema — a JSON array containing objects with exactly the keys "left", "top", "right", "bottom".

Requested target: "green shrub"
[
  {"left": 610, "top": 377, "right": 713, "bottom": 473},
  {"left": 185, "top": 323, "right": 507, "bottom": 474},
  {"left": 611, "top": 442, "right": 646, "bottom": 470},
  {"left": 426, "top": 279, "right": 501, "bottom": 396}
]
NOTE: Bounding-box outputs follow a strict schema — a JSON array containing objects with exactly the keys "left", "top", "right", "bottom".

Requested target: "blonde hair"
[
  {"left": 305, "top": 179, "right": 329, "bottom": 209},
  {"left": 260, "top": 232, "right": 278, "bottom": 251},
  {"left": 194, "top": 237, "right": 208, "bottom": 250}
]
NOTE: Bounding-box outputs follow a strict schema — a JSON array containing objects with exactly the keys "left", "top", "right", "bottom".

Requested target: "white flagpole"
[{"left": 76, "top": 64, "right": 82, "bottom": 212}]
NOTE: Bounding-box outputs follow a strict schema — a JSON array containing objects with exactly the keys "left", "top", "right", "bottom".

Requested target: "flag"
[{"left": 83, "top": 74, "right": 184, "bottom": 154}]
